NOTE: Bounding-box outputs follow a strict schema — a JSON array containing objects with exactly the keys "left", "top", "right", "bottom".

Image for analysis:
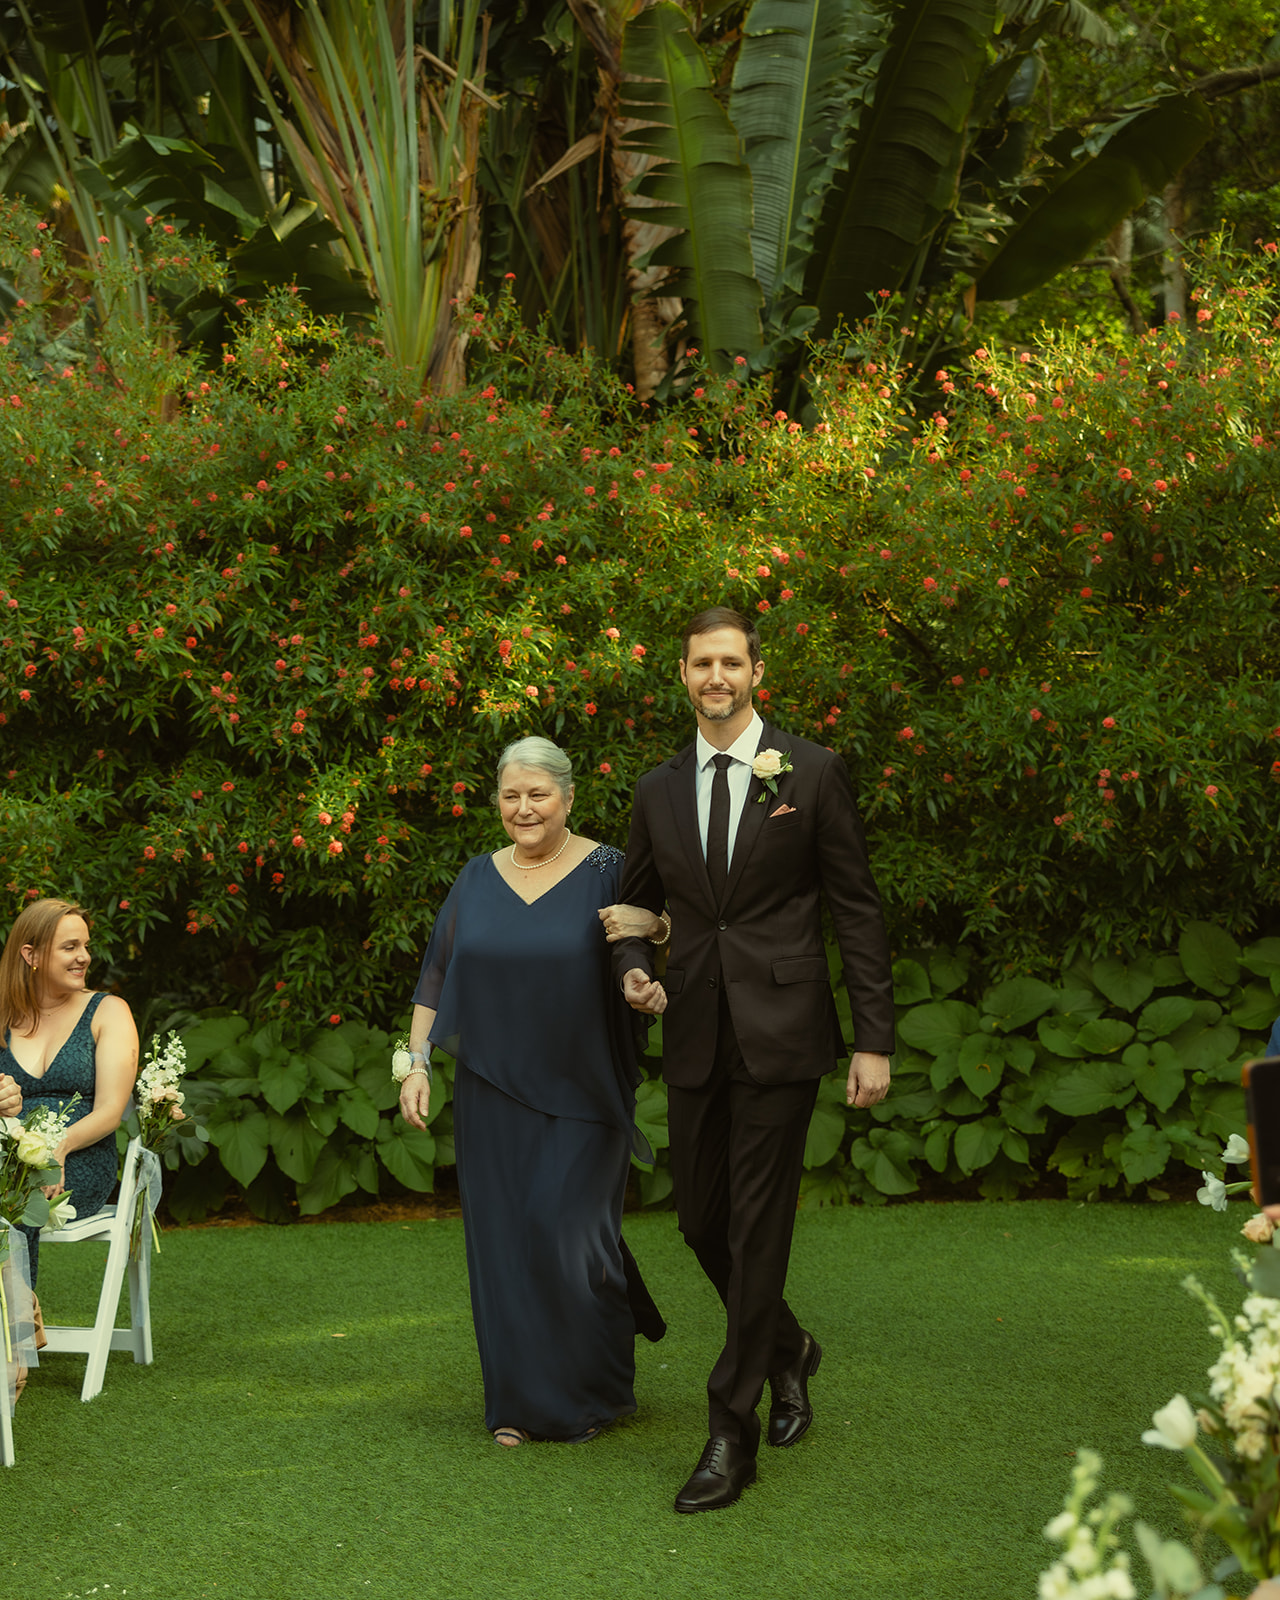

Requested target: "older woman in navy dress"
[
  {"left": 400, "top": 737, "right": 665, "bottom": 1446},
  {"left": 0, "top": 898, "right": 139, "bottom": 1287}
]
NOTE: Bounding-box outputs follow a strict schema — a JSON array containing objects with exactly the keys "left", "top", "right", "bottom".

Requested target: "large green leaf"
[
  {"left": 1232, "top": 984, "right": 1280, "bottom": 1033},
  {"left": 206, "top": 1102, "right": 270, "bottom": 1187},
  {"left": 377, "top": 1120, "right": 436, "bottom": 1192},
  {"left": 898, "top": 998, "right": 981, "bottom": 1055},
  {"left": 730, "top": 0, "right": 856, "bottom": 302},
  {"left": 620, "top": 1, "right": 763, "bottom": 361},
  {"left": 958, "top": 1032, "right": 1005, "bottom": 1098},
  {"left": 1119, "top": 1125, "right": 1171, "bottom": 1185},
  {"left": 1073, "top": 1018, "right": 1135, "bottom": 1056},
  {"left": 849, "top": 1128, "right": 921, "bottom": 1194},
  {"left": 304, "top": 1029, "right": 356, "bottom": 1088},
  {"left": 1138, "top": 995, "right": 1197, "bottom": 1039},
  {"left": 870, "top": 1073, "right": 940, "bottom": 1122},
  {"left": 1179, "top": 920, "right": 1242, "bottom": 996},
  {"left": 806, "top": 0, "right": 996, "bottom": 329},
  {"left": 635, "top": 1077, "right": 670, "bottom": 1153},
  {"left": 953, "top": 1115, "right": 1003, "bottom": 1174},
  {"left": 1128, "top": 1042, "right": 1185, "bottom": 1113},
  {"left": 267, "top": 1107, "right": 327, "bottom": 1183},
  {"left": 1045, "top": 1062, "right": 1135, "bottom": 1116},
  {"left": 891, "top": 957, "right": 931, "bottom": 1004},
  {"left": 1242, "top": 938, "right": 1280, "bottom": 988},
  {"left": 295, "top": 1141, "right": 362, "bottom": 1216},
  {"left": 803, "top": 1098, "right": 847, "bottom": 1168},
  {"left": 336, "top": 1085, "right": 380, "bottom": 1139},
  {"left": 258, "top": 1050, "right": 309, "bottom": 1114},
  {"left": 181, "top": 1013, "right": 250, "bottom": 1072},
  {"left": 982, "top": 976, "right": 1057, "bottom": 1031},
  {"left": 975, "top": 92, "right": 1212, "bottom": 301},
  {"left": 1090, "top": 955, "right": 1155, "bottom": 1013}
]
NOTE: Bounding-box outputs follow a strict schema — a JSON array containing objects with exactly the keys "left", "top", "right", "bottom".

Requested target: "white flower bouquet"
[
  {"left": 0, "top": 1100, "right": 80, "bottom": 1232},
  {"left": 136, "top": 1031, "right": 198, "bottom": 1155}
]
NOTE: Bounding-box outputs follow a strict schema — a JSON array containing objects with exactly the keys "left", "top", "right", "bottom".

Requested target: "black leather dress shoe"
[
  {"left": 767, "top": 1332, "right": 822, "bottom": 1448},
  {"left": 673, "top": 1436, "right": 757, "bottom": 1513}
]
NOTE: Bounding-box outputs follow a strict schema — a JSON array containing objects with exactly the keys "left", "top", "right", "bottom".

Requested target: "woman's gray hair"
[{"left": 492, "top": 736, "right": 574, "bottom": 802}]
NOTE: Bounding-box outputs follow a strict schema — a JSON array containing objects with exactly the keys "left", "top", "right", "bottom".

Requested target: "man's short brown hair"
[{"left": 681, "top": 606, "right": 762, "bottom": 665}]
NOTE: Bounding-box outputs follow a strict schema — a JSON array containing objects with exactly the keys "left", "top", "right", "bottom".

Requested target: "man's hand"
[
  {"left": 846, "top": 1052, "right": 890, "bottom": 1108},
  {"left": 0, "top": 1073, "right": 20, "bottom": 1119},
  {"left": 623, "top": 967, "right": 668, "bottom": 1015}
]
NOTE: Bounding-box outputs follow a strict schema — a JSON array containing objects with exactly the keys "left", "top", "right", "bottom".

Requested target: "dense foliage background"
[{"left": 1, "top": 206, "right": 1277, "bottom": 1217}]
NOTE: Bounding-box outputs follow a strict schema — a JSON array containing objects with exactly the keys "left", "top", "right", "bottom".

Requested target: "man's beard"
[{"left": 694, "top": 685, "right": 749, "bottom": 721}]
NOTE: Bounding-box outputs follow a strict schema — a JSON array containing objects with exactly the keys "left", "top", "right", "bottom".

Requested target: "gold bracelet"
[{"left": 648, "top": 912, "right": 671, "bottom": 946}]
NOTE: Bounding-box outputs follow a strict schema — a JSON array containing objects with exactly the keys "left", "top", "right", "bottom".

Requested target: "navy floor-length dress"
[{"left": 413, "top": 843, "right": 648, "bottom": 1439}]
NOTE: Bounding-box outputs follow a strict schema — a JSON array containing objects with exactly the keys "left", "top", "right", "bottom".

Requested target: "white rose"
[
  {"left": 16, "top": 1128, "right": 50, "bottom": 1166},
  {"left": 1142, "top": 1393, "right": 1198, "bottom": 1450},
  {"left": 753, "top": 749, "right": 783, "bottom": 779},
  {"left": 391, "top": 1048, "right": 414, "bottom": 1081}
]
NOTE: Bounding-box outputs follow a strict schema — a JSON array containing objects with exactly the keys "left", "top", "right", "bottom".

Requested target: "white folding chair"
[
  {"left": 38, "top": 1135, "right": 154, "bottom": 1402},
  {"left": 2, "top": 1222, "right": 40, "bottom": 1465}
]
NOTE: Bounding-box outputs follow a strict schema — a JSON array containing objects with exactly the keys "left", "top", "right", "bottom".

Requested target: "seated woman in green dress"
[{"left": 0, "top": 897, "right": 140, "bottom": 1289}]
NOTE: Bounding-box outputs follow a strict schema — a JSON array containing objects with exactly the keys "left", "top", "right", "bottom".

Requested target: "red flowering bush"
[
  {"left": 2, "top": 246, "right": 1279, "bottom": 1012},
  {"left": 1, "top": 225, "right": 1277, "bottom": 1212}
]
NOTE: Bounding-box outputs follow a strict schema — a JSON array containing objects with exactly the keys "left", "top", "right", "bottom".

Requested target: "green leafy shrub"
[
  {"left": 1, "top": 213, "right": 1277, "bottom": 1213},
  {"left": 794, "top": 920, "right": 1275, "bottom": 1206},
  {"left": 158, "top": 1012, "right": 452, "bottom": 1223}
]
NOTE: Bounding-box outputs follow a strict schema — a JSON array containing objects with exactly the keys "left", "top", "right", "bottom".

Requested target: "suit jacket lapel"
[{"left": 722, "top": 721, "right": 787, "bottom": 907}]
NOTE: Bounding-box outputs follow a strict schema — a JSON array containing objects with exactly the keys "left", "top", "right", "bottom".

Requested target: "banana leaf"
[
  {"left": 620, "top": 0, "right": 762, "bottom": 362},
  {"left": 729, "top": 0, "right": 858, "bottom": 303},
  {"left": 804, "top": 0, "right": 997, "bottom": 332},
  {"left": 998, "top": 0, "right": 1117, "bottom": 48},
  {"left": 974, "top": 91, "right": 1213, "bottom": 301}
]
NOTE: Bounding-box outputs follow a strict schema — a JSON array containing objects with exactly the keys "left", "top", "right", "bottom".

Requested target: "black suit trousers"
[{"left": 666, "top": 990, "right": 820, "bottom": 1452}]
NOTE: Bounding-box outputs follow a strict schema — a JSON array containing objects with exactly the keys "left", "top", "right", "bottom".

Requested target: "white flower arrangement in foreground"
[
  {"left": 1039, "top": 1448, "right": 1221, "bottom": 1600},
  {"left": 0, "top": 1100, "right": 81, "bottom": 1231},
  {"left": 1039, "top": 1133, "right": 1280, "bottom": 1600}
]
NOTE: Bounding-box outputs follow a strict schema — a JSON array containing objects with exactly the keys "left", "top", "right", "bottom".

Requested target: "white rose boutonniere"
[{"left": 752, "top": 748, "right": 793, "bottom": 802}]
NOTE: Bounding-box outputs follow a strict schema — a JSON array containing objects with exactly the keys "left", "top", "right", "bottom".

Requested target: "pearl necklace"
[{"left": 510, "top": 828, "right": 572, "bottom": 871}]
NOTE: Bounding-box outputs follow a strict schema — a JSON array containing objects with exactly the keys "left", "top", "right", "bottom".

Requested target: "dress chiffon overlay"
[
  {"left": 3, "top": 992, "right": 117, "bottom": 1286},
  {"left": 414, "top": 844, "right": 649, "bottom": 1439}
]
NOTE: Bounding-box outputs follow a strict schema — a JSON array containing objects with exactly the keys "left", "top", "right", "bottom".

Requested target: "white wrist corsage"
[
  {"left": 752, "top": 748, "right": 793, "bottom": 802},
  {"left": 391, "top": 1034, "right": 431, "bottom": 1084}
]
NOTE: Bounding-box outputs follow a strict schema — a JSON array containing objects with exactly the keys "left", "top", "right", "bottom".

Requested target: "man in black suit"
[{"left": 611, "top": 606, "right": 895, "bottom": 1512}]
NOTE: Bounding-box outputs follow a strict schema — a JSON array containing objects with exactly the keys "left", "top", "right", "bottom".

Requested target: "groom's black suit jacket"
[{"left": 614, "top": 721, "right": 895, "bottom": 1086}]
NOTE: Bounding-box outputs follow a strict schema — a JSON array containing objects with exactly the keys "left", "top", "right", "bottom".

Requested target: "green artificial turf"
[{"left": 8, "top": 1201, "right": 1250, "bottom": 1600}]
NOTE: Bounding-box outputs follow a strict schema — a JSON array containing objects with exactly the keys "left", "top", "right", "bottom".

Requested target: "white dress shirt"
[{"left": 695, "top": 710, "right": 764, "bottom": 866}]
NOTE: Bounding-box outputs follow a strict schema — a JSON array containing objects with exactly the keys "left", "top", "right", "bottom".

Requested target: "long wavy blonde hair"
[{"left": 0, "top": 897, "right": 91, "bottom": 1040}]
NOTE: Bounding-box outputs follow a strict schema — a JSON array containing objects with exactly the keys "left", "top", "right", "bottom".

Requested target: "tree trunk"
[
  {"left": 1157, "top": 183, "right": 1187, "bottom": 326},
  {"left": 567, "top": 0, "right": 679, "bottom": 397}
]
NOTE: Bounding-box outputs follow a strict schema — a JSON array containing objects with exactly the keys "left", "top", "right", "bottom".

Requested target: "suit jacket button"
[
  {"left": 718, "top": 919, "right": 727, "bottom": 930},
  {"left": 706, "top": 978, "right": 717, "bottom": 989}
]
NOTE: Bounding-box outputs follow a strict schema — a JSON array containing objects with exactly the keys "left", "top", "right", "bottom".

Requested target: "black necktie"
[{"left": 706, "top": 753, "right": 733, "bottom": 901}]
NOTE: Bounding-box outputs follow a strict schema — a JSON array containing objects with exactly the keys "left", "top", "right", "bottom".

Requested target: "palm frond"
[
  {"left": 620, "top": 0, "right": 762, "bottom": 362},
  {"left": 730, "top": 0, "right": 859, "bottom": 303}
]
